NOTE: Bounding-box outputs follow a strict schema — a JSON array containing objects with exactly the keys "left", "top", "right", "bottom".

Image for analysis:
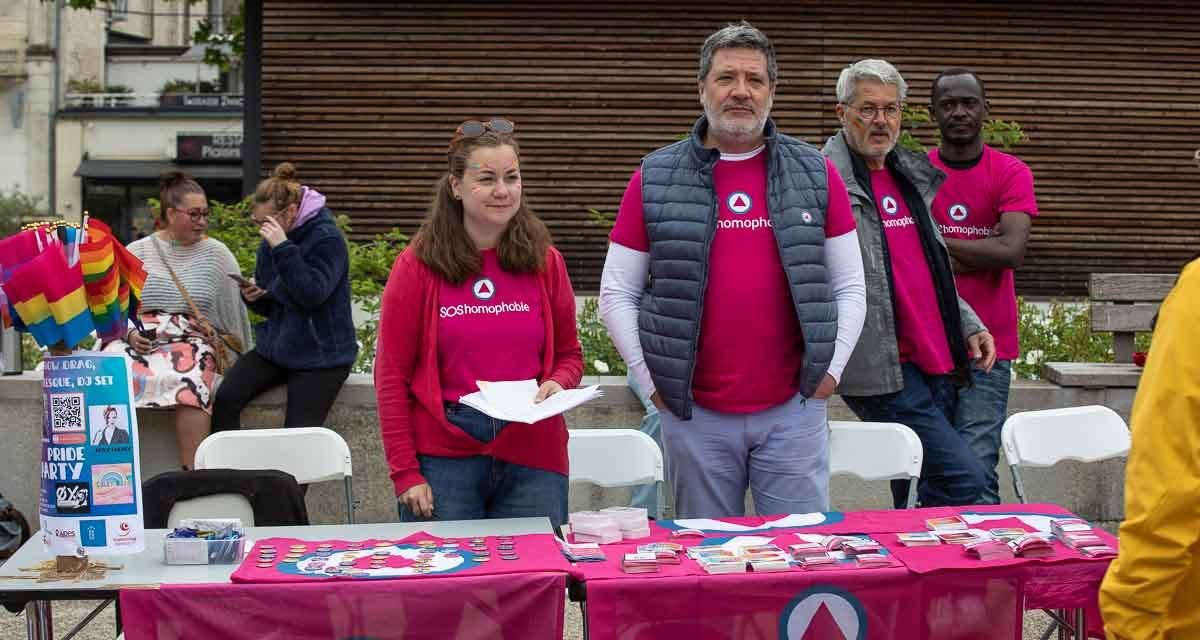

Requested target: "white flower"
[
  {"left": 1024, "top": 349, "right": 1044, "bottom": 365},
  {"left": 593, "top": 359, "right": 610, "bottom": 374}
]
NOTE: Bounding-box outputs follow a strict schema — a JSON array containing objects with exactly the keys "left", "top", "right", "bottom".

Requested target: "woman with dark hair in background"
[
  {"left": 211, "top": 162, "right": 356, "bottom": 431},
  {"left": 102, "top": 170, "right": 252, "bottom": 469},
  {"left": 375, "top": 118, "right": 582, "bottom": 531}
]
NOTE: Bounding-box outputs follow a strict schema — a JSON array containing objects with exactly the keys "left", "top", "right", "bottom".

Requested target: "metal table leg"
[{"left": 25, "top": 600, "right": 52, "bottom": 640}]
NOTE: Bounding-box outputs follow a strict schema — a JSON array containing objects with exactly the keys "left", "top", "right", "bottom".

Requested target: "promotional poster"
[{"left": 39, "top": 353, "right": 144, "bottom": 555}]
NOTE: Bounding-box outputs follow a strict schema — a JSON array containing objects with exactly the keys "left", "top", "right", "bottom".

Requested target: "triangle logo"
[
  {"left": 727, "top": 191, "right": 753, "bottom": 215},
  {"left": 780, "top": 586, "right": 865, "bottom": 640},
  {"left": 472, "top": 278, "right": 496, "bottom": 300}
]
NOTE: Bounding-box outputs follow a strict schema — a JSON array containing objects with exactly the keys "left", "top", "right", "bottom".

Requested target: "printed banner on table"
[
  {"left": 39, "top": 352, "right": 144, "bottom": 554},
  {"left": 120, "top": 571, "right": 566, "bottom": 640}
]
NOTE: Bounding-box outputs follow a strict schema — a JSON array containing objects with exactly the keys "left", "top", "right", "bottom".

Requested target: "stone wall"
[{"left": 0, "top": 373, "right": 1133, "bottom": 530}]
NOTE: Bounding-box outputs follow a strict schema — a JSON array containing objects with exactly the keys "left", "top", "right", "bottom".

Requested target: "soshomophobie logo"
[
  {"left": 779, "top": 585, "right": 867, "bottom": 640},
  {"left": 440, "top": 301, "right": 531, "bottom": 319},
  {"left": 938, "top": 223, "right": 991, "bottom": 238},
  {"left": 55, "top": 482, "right": 90, "bottom": 514},
  {"left": 881, "top": 216, "right": 915, "bottom": 230},
  {"left": 717, "top": 218, "right": 772, "bottom": 231}
]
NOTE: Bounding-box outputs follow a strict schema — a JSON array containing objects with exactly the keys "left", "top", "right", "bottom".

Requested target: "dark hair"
[
  {"left": 254, "top": 162, "right": 304, "bottom": 213},
  {"left": 413, "top": 127, "right": 551, "bottom": 285},
  {"left": 157, "top": 170, "right": 205, "bottom": 224},
  {"left": 698, "top": 21, "right": 777, "bottom": 83},
  {"left": 931, "top": 67, "right": 986, "bottom": 102},
  {"left": 103, "top": 406, "right": 118, "bottom": 418}
]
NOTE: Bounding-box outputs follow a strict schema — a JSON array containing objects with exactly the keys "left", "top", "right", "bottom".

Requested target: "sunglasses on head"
[{"left": 448, "top": 118, "right": 515, "bottom": 152}]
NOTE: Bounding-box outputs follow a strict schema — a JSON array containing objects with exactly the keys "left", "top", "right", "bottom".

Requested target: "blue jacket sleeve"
[{"left": 268, "top": 234, "right": 350, "bottom": 311}]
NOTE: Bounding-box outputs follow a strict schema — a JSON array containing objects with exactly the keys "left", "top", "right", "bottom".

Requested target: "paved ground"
[{"left": 1, "top": 597, "right": 1062, "bottom": 639}]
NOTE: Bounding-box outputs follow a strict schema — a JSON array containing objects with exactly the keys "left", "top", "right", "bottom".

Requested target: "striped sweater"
[{"left": 127, "top": 234, "right": 254, "bottom": 349}]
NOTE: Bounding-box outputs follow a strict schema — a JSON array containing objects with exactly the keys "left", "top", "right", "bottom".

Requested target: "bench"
[{"left": 1042, "top": 272, "right": 1175, "bottom": 388}]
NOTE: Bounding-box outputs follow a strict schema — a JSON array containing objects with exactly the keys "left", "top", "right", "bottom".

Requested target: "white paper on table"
[
  {"left": 671, "top": 512, "right": 829, "bottom": 533},
  {"left": 459, "top": 379, "right": 603, "bottom": 423},
  {"left": 719, "top": 536, "right": 776, "bottom": 553}
]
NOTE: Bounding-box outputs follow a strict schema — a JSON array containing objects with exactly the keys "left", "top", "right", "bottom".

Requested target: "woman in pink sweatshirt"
[{"left": 374, "top": 118, "right": 582, "bottom": 530}]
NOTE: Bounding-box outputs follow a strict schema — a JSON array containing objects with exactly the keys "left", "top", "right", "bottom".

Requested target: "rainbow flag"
[
  {"left": 0, "top": 227, "right": 53, "bottom": 330},
  {"left": 1, "top": 242, "right": 92, "bottom": 349}
]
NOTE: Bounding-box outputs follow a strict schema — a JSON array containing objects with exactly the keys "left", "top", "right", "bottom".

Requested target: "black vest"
[{"left": 638, "top": 117, "right": 836, "bottom": 419}]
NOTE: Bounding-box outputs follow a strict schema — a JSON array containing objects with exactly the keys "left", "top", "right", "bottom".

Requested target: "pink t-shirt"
[
  {"left": 930, "top": 145, "right": 1038, "bottom": 360},
  {"left": 869, "top": 168, "right": 956, "bottom": 376},
  {"left": 610, "top": 151, "right": 856, "bottom": 413},
  {"left": 436, "top": 249, "right": 545, "bottom": 404}
]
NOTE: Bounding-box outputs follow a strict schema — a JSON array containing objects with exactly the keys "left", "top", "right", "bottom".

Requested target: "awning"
[{"left": 74, "top": 159, "right": 242, "bottom": 181}]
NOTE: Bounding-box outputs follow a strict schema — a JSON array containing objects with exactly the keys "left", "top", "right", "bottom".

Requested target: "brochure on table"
[{"left": 460, "top": 379, "right": 602, "bottom": 423}]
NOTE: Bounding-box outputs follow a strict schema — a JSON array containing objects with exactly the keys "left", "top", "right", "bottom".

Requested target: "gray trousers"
[{"left": 660, "top": 393, "right": 830, "bottom": 519}]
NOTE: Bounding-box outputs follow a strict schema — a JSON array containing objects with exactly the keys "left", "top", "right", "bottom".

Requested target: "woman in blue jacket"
[{"left": 211, "top": 162, "right": 358, "bottom": 430}]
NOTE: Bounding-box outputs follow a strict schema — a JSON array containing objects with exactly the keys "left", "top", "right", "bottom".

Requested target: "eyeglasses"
[
  {"left": 449, "top": 118, "right": 515, "bottom": 150},
  {"left": 176, "top": 207, "right": 211, "bottom": 222},
  {"left": 848, "top": 103, "right": 902, "bottom": 122}
]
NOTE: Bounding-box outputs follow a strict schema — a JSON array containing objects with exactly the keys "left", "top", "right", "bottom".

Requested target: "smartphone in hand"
[{"left": 228, "top": 273, "right": 253, "bottom": 287}]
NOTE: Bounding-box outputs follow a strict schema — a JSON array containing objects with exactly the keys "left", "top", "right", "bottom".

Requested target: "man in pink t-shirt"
[
  {"left": 598, "top": 23, "right": 867, "bottom": 519},
  {"left": 823, "top": 59, "right": 997, "bottom": 509},
  {"left": 929, "top": 69, "right": 1038, "bottom": 504}
]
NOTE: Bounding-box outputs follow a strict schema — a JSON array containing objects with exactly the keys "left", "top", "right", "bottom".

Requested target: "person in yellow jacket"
[{"left": 1099, "top": 257, "right": 1200, "bottom": 640}]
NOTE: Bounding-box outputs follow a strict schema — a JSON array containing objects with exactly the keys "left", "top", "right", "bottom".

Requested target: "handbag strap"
[{"left": 151, "top": 235, "right": 215, "bottom": 333}]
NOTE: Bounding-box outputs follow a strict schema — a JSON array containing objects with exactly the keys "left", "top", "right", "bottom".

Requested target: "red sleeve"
[
  {"left": 543, "top": 247, "right": 584, "bottom": 390},
  {"left": 998, "top": 154, "right": 1039, "bottom": 218},
  {"left": 824, "top": 157, "right": 857, "bottom": 238},
  {"left": 609, "top": 169, "right": 650, "bottom": 251},
  {"left": 373, "top": 249, "right": 428, "bottom": 496}
]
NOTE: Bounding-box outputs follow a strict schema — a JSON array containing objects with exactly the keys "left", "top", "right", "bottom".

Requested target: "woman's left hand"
[
  {"left": 534, "top": 380, "right": 563, "bottom": 403},
  {"left": 259, "top": 217, "right": 288, "bottom": 248}
]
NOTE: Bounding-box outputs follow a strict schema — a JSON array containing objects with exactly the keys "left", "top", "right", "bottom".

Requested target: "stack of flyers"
[
  {"left": 988, "top": 528, "right": 1028, "bottom": 541},
  {"left": 688, "top": 547, "right": 737, "bottom": 562},
  {"left": 1050, "top": 518, "right": 1092, "bottom": 538},
  {"left": 637, "top": 542, "right": 683, "bottom": 564},
  {"left": 1080, "top": 545, "right": 1118, "bottom": 559},
  {"left": 699, "top": 556, "right": 747, "bottom": 574},
  {"left": 748, "top": 555, "right": 792, "bottom": 572},
  {"left": 671, "top": 528, "right": 706, "bottom": 539},
  {"left": 818, "top": 535, "right": 854, "bottom": 551},
  {"left": 853, "top": 553, "right": 892, "bottom": 569},
  {"left": 797, "top": 553, "right": 840, "bottom": 570},
  {"left": 788, "top": 542, "right": 829, "bottom": 560},
  {"left": 965, "top": 539, "right": 1015, "bottom": 561},
  {"left": 559, "top": 541, "right": 607, "bottom": 562},
  {"left": 926, "top": 515, "right": 968, "bottom": 531},
  {"left": 1059, "top": 531, "right": 1107, "bottom": 550},
  {"left": 601, "top": 506, "right": 652, "bottom": 540},
  {"left": 620, "top": 552, "right": 660, "bottom": 574},
  {"left": 740, "top": 544, "right": 786, "bottom": 560},
  {"left": 569, "top": 511, "right": 623, "bottom": 544},
  {"left": 936, "top": 531, "right": 982, "bottom": 545},
  {"left": 1008, "top": 533, "right": 1056, "bottom": 558},
  {"left": 896, "top": 532, "right": 941, "bottom": 547},
  {"left": 841, "top": 538, "right": 882, "bottom": 557}
]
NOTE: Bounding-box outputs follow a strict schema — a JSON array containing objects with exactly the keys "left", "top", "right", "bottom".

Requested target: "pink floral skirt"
[{"left": 101, "top": 312, "right": 221, "bottom": 413}]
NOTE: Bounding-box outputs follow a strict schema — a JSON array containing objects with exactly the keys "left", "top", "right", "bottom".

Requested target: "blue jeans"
[
  {"left": 954, "top": 360, "right": 1012, "bottom": 505},
  {"left": 626, "top": 374, "right": 666, "bottom": 516},
  {"left": 397, "top": 404, "right": 568, "bottom": 531},
  {"left": 843, "top": 363, "right": 988, "bottom": 508}
]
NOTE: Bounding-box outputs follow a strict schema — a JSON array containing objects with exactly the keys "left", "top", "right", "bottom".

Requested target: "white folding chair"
[
  {"left": 166, "top": 493, "right": 256, "bottom": 528},
  {"left": 1002, "top": 405, "right": 1131, "bottom": 504},
  {"left": 829, "top": 421, "right": 923, "bottom": 509},
  {"left": 567, "top": 428, "right": 665, "bottom": 519},
  {"left": 1002, "top": 405, "right": 1130, "bottom": 640},
  {"left": 194, "top": 427, "right": 356, "bottom": 524}
]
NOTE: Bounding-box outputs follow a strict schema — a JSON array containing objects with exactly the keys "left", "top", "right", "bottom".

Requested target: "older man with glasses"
[
  {"left": 599, "top": 22, "right": 866, "bottom": 519},
  {"left": 822, "top": 59, "right": 997, "bottom": 509}
]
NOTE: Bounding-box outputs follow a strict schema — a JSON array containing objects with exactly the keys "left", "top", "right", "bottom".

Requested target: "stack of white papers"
[{"left": 459, "top": 379, "right": 603, "bottom": 424}]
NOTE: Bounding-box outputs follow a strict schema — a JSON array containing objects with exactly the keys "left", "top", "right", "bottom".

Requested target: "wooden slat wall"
[{"left": 261, "top": 0, "right": 1200, "bottom": 296}]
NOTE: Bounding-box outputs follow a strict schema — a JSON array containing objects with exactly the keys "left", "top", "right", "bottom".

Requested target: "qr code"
[{"left": 50, "top": 393, "right": 85, "bottom": 433}]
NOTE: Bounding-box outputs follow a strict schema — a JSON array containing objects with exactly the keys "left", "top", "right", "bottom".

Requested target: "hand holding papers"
[{"left": 459, "top": 379, "right": 603, "bottom": 424}]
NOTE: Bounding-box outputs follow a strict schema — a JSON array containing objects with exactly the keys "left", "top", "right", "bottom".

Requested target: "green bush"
[
  {"left": 1014, "top": 298, "right": 1152, "bottom": 380},
  {"left": 160, "top": 79, "right": 221, "bottom": 95},
  {"left": 0, "top": 189, "right": 47, "bottom": 236},
  {"left": 67, "top": 78, "right": 131, "bottom": 94},
  {"left": 578, "top": 298, "right": 626, "bottom": 376}
]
